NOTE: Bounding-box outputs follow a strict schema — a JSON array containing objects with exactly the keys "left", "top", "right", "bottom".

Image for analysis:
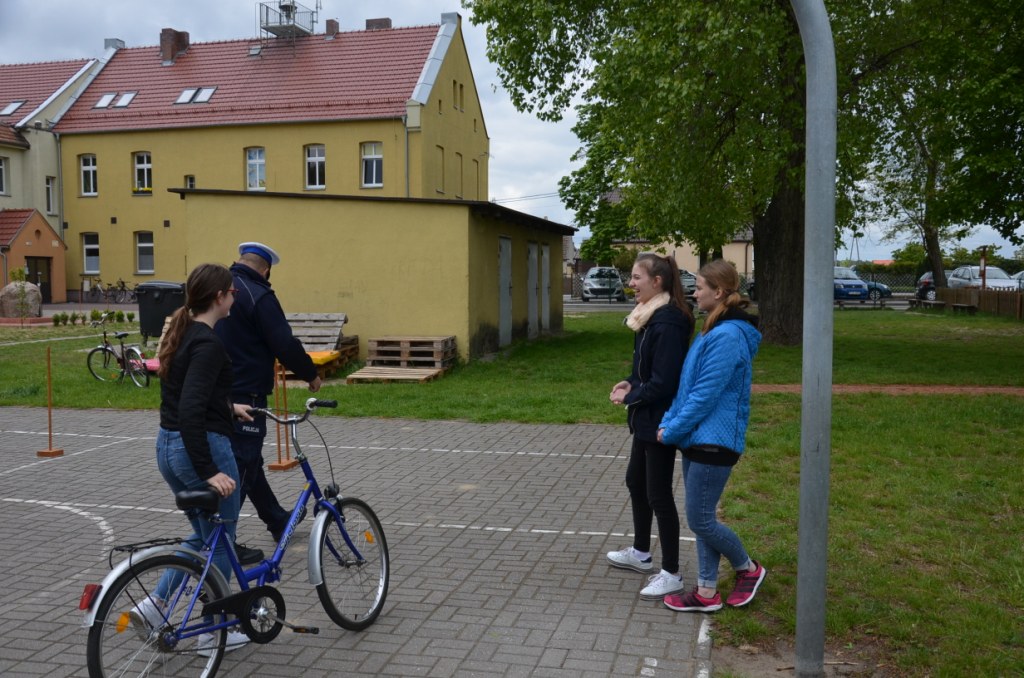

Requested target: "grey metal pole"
[{"left": 789, "top": 1, "right": 836, "bottom": 677}]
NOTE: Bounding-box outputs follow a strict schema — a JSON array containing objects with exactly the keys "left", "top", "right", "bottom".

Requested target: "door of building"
[
  {"left": 527, "top": 243, "right": 538, "bottom": 339},
  {"left": 499, "top": 237, "right": 512, "bottom": 346},
  {"left": 25, "top": 257, "right": 53, "bottom": 304}
]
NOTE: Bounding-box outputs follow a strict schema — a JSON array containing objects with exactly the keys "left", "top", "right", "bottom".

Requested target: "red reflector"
[{"left": 80, "top": 584, "right": 102, "bottom": 610}]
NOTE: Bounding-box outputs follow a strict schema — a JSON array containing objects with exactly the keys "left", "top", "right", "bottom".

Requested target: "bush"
[
  {"left": 68, "top": 312, "right": 78, "bottom": 326},
  {"left": 115, "top": 310, "right": 125, "bottom": 323},
  {"left": 52, "top": 314, "right": 61, "bottom": 327},
  {"left": 90, "top": 309, "right": 102, "bottom": 323},
  {"left": 126, "top": 312, "right": 135, "bottom": 323}
]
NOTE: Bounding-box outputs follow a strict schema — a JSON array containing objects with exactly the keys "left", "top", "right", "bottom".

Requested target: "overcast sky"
[{"left": 1, "top": 0, "right": 1017, "bottom": 261}]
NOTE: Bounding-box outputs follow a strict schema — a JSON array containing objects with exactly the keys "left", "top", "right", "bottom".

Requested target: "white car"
[
  {"left": 1011, "top": 271, "right": 1024, "bottom": 289},
  {"left": 581, "top": 267, "right": 627, "bottom": 302},
  {"left": 947, "top": 265, "right": 1019, "bottom": 291}
]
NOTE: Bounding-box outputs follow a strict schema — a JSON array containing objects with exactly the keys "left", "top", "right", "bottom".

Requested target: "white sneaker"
[
  {"left": 197, "top": 629, "right": 250, "bottom": 657},
  {"left": 128, "top": 597, "right": 164, "bottom": 638},
  {"left": 606, "top": 547, "right": 654, "bottom": 573},
  {"left": 640, "top": 570, "right": 685, "bottom": 599}
]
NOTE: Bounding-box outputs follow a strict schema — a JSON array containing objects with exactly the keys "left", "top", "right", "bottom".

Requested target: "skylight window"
[
  {"left": 94, "top": 93, "right": 117, "bottom": 108},
  {"left": 1, "top": 101, "right": 25, "bottom": 116},
  {"left": 176, "top": 87, "right": 217, "bottom": 104},
  {"left": 114, "top": 92, "right": 137, "bottom": 107}
]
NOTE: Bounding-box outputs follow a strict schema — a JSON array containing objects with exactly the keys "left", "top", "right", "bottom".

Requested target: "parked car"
[
  {"left": 916, "top": 270, "right": 952, "bottom": 301},
  {"left": 947, "top": 265, "right": 1019, "bottom": 291},
  {"left": 863, "top": 279, "right": 892, "bottom": 301},
  {"left": 581, "top": 266, "right": 627, "bottom": 302},
  {"left": 833, "top": 266, "right": 869, "bottom": 301},
  {"left": 679, "top": 269, "right": 697, "bottom": 295},
  {"left": 1011, "top": 270, "right": 1024, "bottom": 289}
]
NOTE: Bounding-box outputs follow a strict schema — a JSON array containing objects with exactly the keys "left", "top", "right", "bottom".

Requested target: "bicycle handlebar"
[{"left": 247, "top": 397, "right": 337, "bottom": 424}]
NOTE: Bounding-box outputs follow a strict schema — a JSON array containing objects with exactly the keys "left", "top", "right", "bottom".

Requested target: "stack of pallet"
[
  {"left": 284, "top": 312, "right": 357, "bottom": 380},
  {"left": 346, "top": 335, "right": 457, "bottom": 384}
]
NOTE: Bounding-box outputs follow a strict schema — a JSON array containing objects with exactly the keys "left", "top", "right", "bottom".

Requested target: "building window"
[
  {"left": 453, "top": 80, "right": 458, "bottom": 109},
  {"left": 360, "top": 142, "right": 382, "bottom": 188},
  {"left": 80, "top": 155, "right": 98, "bottom": 195},
  {"left": 83, "top": 233, "right": 100, "bottom": 274},
  {"left": 455, "top": 152, "right": 463, "bottom": 198},
  {"left": 246, "top": 147, "right": 265, "bottom": 190},
  {"left": 135, "top": 232, "right": 154, "bottom": 273},
  {"left": 0, "top": 157, "right": 6, "bottom": 194},
  {"left": 473, "top": 159, "right": 480, "bottom": 200},
  {"left": 45, "top": 176, "right": 56, "bottom": 213},
  {"left": 133, "top": 152, "right": 152, "bottom": 193},
  {"left": 1, "top": 101, "right": 25, "bottom": 116},
  {"left": 436, "top": 145, "right": 445, "bottom": 194},
  {"left": 305, "top": 144, "right": 326, "bottom": 189},
  {"left": 184, "top": 175, "right": 195, "bottom": 189},
  {"left": 459, "top": 83, "right": 465, "bottom": 111}
]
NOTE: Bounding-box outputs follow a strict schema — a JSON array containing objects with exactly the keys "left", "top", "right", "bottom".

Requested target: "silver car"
[
  {"left": 581, "top": 267, "right": 627, "bottom": 302},
  {"left": 947, "top": 265, "right": 1019, "bottom": 291}
]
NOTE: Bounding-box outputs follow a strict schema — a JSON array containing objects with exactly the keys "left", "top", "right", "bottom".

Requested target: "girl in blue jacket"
[
  {"left": 607, "top": 253, "right": 694, "bottom": 599},
  {"left": 658, "top": 259, "right": 766, "bottom": 612}
]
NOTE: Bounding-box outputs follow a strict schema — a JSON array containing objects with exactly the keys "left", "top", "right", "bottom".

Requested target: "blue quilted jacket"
[{"left": 658, "top": 309, "right": 761, "bottom": 454}]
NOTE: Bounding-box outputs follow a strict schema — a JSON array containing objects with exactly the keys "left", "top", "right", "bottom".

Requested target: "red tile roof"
[
  {"left": 0, "top": 209, "right": 35, "bottom": 247},
  {"left": 0, "top": 124, "right": 28, "bottom": 148},
  {"left": 0, "top": 59, "right": 92, "bottom": 127},
  {"left": 57, "top": 25, "right": 442, "bottom": 134}
]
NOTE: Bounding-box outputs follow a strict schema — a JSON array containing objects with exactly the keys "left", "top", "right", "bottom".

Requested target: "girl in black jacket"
[{"left": 607, "top": 253, "right": 694, "bottom": 599}]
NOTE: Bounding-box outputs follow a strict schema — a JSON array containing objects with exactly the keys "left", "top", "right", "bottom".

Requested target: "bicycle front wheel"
[
  {"left": 126, "top": 348, "right": 150, "bottom": 387},
  {"left": 86, "top": 554, "right": 229, "bottom": 678},
  {"left": 314, "top": 497, "right": 390, "bottom": 630},
  {"left": 87, "top": 347, "right": 121, "bottom": 382}
]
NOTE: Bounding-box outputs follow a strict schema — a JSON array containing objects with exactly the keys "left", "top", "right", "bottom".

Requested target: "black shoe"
[
  {"left": 272, "top": 505, "right": 307, "bottom": 543},
  {"left": 234, "top": 542, "right": 265, "bottom": 565}
]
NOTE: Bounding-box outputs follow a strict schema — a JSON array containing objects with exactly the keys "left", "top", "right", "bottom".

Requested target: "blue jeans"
[
  {"left": 682, "top": 457, "right": 752, "bottom": 589},
  {"left": 155, "top": 428, "right": 239, "bottom": 599}
]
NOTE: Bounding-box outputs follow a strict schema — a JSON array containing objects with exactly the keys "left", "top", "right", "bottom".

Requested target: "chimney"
[
  {"left": 365, "top": 18, "right": 392, "bottom": 30},
  {"left": 325, "top": 18, "right": 339, "bottom": 38},
  {"left": 160, "top": 28, "right": 190, "bottom": 65}
]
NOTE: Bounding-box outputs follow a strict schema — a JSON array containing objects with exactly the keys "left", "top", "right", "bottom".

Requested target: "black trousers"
[
  {"left": 624, "top": 436, "right": 680, "bottom": 573},
  {"left": 231, "top": 433, "right": 290, "bottom": 540}
]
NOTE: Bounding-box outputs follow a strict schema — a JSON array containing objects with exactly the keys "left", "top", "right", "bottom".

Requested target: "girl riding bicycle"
[{"left": 131, "top": 263, "right": 253, "bottom": 652}]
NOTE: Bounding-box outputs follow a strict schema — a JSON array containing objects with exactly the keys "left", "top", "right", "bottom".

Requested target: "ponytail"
[
  {"left": 157, "top": 306, "right": 192, "bottom": 379},
  {"left": 156, "top": 263, "right": 233, "bottom": 378}
]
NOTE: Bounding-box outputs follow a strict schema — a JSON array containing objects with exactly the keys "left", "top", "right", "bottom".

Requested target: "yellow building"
[{"left": 53, "top": 11, "right": 571, "bottom": 357}]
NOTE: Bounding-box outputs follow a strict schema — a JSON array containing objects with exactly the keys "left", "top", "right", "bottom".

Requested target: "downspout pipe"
[
  {"left": 403, "top": 114, "right": 410, "bottom": 198},
  {"left": 789, "top": 1, "right": 837, "bottom": 677}
]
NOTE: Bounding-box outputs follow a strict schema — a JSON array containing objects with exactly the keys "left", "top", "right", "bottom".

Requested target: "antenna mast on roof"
[{"left": 256, "top": 0, "right": 322, "bottom": 51}]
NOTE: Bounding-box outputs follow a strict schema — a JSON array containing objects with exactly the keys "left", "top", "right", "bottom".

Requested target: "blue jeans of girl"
[
  {"left": 682, "top": 457, "right": 752, "bottom": 589},
  {"left": 154, "top": 428, "right": 240, "bottom": 600}
]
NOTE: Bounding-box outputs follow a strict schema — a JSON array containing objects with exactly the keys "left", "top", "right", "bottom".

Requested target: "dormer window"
[
  {"left": 94, "top": 92, "right": 136, "bottom": 109},
  {"left": 94, "top": 93, "right": 117, "bottom": 108},
  {"left": 114, "top": 92, "right": 137, "bottom": 107},
  {"left": 176, "top": 87, "right": 216, "bottom": 104},
  {"left": 1, "top": 101, "right": 25, "bottom": 116}
]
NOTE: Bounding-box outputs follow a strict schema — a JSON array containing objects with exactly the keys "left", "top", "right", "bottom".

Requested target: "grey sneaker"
[
  {"left": 606, "top": 547, "right": 654, "bottom": 573},
  {"left": 640, "top": 570, "right": 685, "bottom": 599}
]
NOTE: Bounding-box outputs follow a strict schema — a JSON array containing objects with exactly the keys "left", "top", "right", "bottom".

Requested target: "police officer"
[{"left": 216, "top": 242, "right": 322, "bottom": 563}]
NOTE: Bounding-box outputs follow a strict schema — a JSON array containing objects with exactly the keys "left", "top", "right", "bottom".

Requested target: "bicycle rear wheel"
[
  {"left": 86, "top": 554, "right": 228, "bottom": 677},
  {"left": 126, "top": 347, "right": 150, "bottom": 387},
  {"left": 87, "top": 347, "right": 121, "bottom": 382},
  {"left": 314, "top": 497, "right": 390, "bottom": 630}
]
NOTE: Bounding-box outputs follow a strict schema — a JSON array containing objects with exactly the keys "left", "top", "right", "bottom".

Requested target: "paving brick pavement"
[{"left": 0, "top": 406, "right": 713, "bottom": 677}]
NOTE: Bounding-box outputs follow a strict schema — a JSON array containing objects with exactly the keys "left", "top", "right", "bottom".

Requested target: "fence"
[{"left": 938, "top": 287, "right": 1024, "bottom": 321}]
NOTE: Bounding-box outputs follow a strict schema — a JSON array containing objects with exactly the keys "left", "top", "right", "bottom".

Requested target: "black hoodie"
[{"left": 622, "top": 303, "right": 694, "bottom": 442}]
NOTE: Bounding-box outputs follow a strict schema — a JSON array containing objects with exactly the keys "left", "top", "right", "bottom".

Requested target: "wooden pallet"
[
  {"left": 285, "top": 335, "right": 359, "bottom": 380},
  {"left": 346, "top": 366, "right": 448, "bottom": 384},
  {"left": 286, "top": 312, "right": 348, "bottom": 351},
  {"left": 367, "top": 335, "right": 457, "bottom": 369}
]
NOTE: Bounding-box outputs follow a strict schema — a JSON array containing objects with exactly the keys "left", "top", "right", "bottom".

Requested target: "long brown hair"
[
  {"left": 634, "top": 253, "right": 694, "bottom": 321},
  {"left": 698, "top": 259, "right": 748, "bottom": 334},
  {"left": 157, "top": 263, "right": 233, "bottom": 378}
]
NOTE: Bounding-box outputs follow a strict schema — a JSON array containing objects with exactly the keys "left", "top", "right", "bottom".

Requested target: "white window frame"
[
  {"left": 360, "top": 142, "right": 383, "bottom": 188},
  {"left": 45, "top": 176, "right": 56, "bottom": 213},
  {"left": 246, "top": 147, "right": 266, "bottom": 191},
  {"left": 80, "top": 155, "right": 98, "bottom": 196},
  {"left": 94, "top": 93, "right": 117, "bottom": 108},
  {"left": 133, "top": 152, "right": 152, "bottom": 193},
  {"left": 305, "top": 144, "right": 326, "bottom": 189},
  {"left": 83, "top": 233, "right": 100, "bottom": 274},
  {"left": 135, "top": 231, "right": 154, "bottom": 274},
  {"left": 184, "top": 175, "right": 195, "bottom": 189},
  {"left": 1, "top": 101, "right": 24, "bottom": 116},
  {"left": 0, "top": 156, "right": 7, "bottom": 194}
]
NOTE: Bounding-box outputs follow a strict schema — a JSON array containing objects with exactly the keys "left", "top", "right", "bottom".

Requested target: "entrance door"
[
  {"left": 25, "top": 257, "right": 53, "bottom": 304},
  {"left": 499, "top": 237, "right": 512, "bottom": 346},
  {"left": 541, "top": 244, "right": 550, "bottom": 332},
  {"left": 527, "top": 242, "right": 538, "bottom": 339}
]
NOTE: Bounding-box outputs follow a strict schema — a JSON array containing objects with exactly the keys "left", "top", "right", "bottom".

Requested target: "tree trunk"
[
  {"left": 753, "top": 177, "right": 806, "bottom": 345},
  {"left": 922, "top": 159, "right": 946, "bottom": 289}
]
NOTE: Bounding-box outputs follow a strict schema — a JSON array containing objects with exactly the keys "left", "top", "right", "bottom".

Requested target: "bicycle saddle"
[
  {"left": 175, "top": 488, "right": 220, "bottom": 513},
  {"left": 114, "top": 332, "right": 129, "bottom": 340}
]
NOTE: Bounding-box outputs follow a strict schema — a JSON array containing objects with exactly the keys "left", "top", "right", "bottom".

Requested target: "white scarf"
[{"left": 625, "top": 291, "right": 670, "bottom": 332}]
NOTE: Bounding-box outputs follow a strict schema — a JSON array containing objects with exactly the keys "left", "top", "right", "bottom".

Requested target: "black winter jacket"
[{"left": 622, "top": 304, "right": 693, "bottom": 442}]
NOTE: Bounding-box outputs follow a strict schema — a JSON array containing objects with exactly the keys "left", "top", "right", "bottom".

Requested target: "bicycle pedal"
[{"left": 290, "top": 625, "right": 320, "bottom": 634}]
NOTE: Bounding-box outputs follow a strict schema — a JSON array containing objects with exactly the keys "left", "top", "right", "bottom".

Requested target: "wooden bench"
[
  {"left": 917, "top": 300, "right": 946, "bottom": 310},
  {"left": 950, "top": 303, "right": 977, "bottom": 316}
]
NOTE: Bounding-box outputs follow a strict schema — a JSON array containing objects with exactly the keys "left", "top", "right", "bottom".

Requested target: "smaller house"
[{"left": 0, "top": 208, "right": 67, "bottom": 302}]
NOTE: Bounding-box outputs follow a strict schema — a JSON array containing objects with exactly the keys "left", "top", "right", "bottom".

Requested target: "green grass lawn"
[{"left": 2, "top": 310, "right": 1022, "bottom": 674}]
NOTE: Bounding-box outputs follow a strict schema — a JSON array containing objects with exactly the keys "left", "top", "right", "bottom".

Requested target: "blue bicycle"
[{"left": 81, "top": 398, "right": 390, "bottom": 677}]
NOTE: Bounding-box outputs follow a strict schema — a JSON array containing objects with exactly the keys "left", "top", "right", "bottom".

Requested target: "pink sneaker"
[
  {"left": 663, "top": 587, "right": 722, "bottom": 613},
  {"left": 726, "top": 561, "right": 766, "bottom": 607}
]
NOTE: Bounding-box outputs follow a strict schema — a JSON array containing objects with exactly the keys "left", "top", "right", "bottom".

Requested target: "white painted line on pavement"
[
  {"left": 0, "top": 435, "right": 146, "bottom": 477},
  {"left": 3, "top": 497, "right": 115, "bottom": 545}
]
